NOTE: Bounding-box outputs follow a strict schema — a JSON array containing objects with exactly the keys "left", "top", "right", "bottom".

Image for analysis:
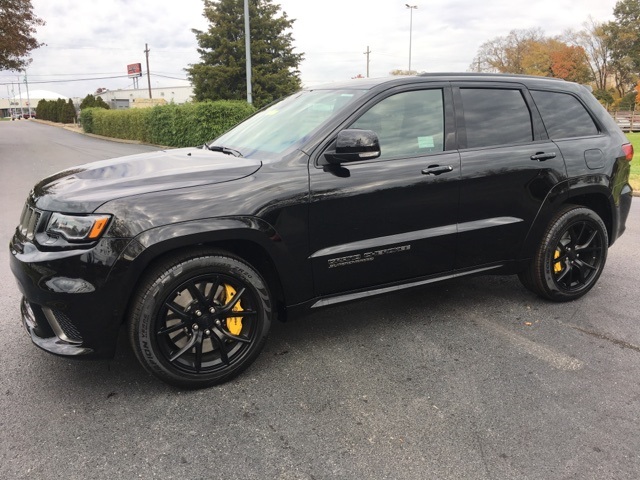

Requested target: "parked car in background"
[{"left": 10, "top": 73, "right": 633, "bottom": 388}]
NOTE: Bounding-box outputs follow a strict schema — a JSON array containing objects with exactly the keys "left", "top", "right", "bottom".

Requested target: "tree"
[
  {"left": 470, "top": 29, "right": 592, "bottom": 83},
  {"left": 62, "top": 99, "right": 76, "bottom": 123},
  {"left": 564, "top": 18, "right": 611, "bottom": 91},
  {"left": 604, "top": 0, "right": 640, "bottom": 97},
  {"left": 389, "top": 69, "right": 418, "bottom": 76},
  {"left": 470, "top": 29, "right": 545, "bottom": 73},
  {"left": 79, "top": 94, "right": 109, "bottom": 110},
  {"left": 0, "top": 0, "right": 45, "bottom": 71},
  {"left": 187, "top": 0, "right": 303, "bottom": 108}
]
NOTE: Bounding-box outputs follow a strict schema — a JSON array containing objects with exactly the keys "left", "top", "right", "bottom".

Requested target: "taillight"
[{"left": 622, "top": 143, "right": 634, "bottom": 162}]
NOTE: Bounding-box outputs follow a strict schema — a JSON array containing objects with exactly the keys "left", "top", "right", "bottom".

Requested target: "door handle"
[
  {"left": 530, "top": 152, "right": 557, "bottom": 162},
  {"left": 422, "top": 165, "right": 453, "bottom": 175}
]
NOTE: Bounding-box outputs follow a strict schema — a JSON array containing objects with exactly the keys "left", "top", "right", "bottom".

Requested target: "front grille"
[{"left": 19, "top": 204, "right": 42, "bottom": 241}]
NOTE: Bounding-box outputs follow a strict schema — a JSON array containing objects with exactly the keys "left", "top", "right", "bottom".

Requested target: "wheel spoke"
[
  {"left": 576, "top": 230, "right": 597, "bottom": 250},
  {"left": 187, "top": 281, "right": 209, "bottom": 308},
  {"left": 205, "top": 276, "right": 221, "bottom": 304},
  {"left": 221, "top": 309, "right": 257, "bottom": 318},
  {"left": 168, "top": 330, "right": 200, "bottom": 362},
  {"left": 210, "top": 331, "right": 230, "bottom": 365},
  {"left": 556, "top": 263, "right": 571, "bottom": 282},
  {"left": 165, "top": 301, "right": 190, "bottom": 321},
  {"left": 194, "top": 333, "right": 204, "bottom": 373},
  {"left": 216, "top": 326, "right": 251, "bottom": 344},
  {"left": 575, "top": 258, "right": 597, "bottom": 272},
  {"left": 157, "top": 321, "right": 186, "bottom": 336},
  {"left": 222, "top": 287, "right": 246, "bottom": 312}
]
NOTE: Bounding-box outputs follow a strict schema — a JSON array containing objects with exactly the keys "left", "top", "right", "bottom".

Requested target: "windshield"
[{"left": 211, "top": 89, "right": 367, "bottom": 157}]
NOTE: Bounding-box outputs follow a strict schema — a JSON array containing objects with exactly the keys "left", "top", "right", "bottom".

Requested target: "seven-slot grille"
[{"left": 18, "top": 204, "right": 42, "bottom": 241}]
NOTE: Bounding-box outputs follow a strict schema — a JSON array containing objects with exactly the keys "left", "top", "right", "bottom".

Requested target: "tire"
[
  {"left": 128, "top": 250, "right": 272, "bottom": 388},
  {"left": 519, "top": 205, "right": 608, "bottom": 302}
]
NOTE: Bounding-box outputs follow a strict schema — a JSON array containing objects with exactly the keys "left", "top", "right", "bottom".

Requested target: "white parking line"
[{"left": 474, "top": 317, "right": 583, "bottom": 371}]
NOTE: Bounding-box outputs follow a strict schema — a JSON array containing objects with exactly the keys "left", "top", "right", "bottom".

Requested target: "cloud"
[{"left": 1, "top": 0, "right": 617, "bottom": 99}]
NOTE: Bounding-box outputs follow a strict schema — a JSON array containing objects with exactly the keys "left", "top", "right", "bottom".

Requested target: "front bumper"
[
  {"left": 20, "top": 297, "right": 93, "bottom": 356},
  {"left": 10, "top": 234, "right": 134, "bottom": 359}
]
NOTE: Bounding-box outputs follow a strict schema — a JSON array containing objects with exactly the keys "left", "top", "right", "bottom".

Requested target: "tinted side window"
[
  {"left": 531, "top": 90, "right": 599, "bottom": 139},
  {"left": 460, "top": 88, "right": 533, "bottom": 148},
  {"left": 351, "top": 89, "right": 444, "bottom": 159}
]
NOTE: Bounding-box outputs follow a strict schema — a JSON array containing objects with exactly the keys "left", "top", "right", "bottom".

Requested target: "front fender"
[{"left": 109, "top": 216, "right": 314, "bottom": 310}]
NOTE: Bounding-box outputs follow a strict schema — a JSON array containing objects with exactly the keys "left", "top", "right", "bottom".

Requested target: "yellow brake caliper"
[
  {"left": 553, "top": 248, "right": 563, "bottom": 274},
  {"left": 224, "top": 284, "right": 243, "bottom": 335}
]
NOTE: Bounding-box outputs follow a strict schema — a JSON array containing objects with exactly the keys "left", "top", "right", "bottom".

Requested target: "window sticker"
[{"left": 418, "top": 136, "right": 435, "bottom": 149}]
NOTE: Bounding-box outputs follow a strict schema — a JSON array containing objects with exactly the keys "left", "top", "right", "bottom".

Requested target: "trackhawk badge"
[{"left": 328, "top": 245, "right": 411, "bottom": 268}]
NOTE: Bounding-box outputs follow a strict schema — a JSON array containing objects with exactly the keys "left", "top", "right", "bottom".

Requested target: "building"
[
  {"left": 0, "top": 89, "right": 69, "bottom": 118},
  {"left": 96, "top": 86, "right": 194, "bottom": 109}
]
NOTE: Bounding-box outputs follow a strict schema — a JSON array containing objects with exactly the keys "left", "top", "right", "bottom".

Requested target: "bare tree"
[{"left": 564, "top": 17, "right": 610, "bottom": 91}]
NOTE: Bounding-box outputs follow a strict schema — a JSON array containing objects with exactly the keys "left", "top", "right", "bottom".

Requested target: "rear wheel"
[
  {"left": 129, "top": 251, "right": 271, "bottom": 388},
  {"left": 519, "top": 205, "right": 608, "bottom": 302}
]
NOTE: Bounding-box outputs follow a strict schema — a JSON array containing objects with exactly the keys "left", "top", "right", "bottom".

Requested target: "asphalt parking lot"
[{"left": 1, "top": 120, "right": 639, "bottom": 479}]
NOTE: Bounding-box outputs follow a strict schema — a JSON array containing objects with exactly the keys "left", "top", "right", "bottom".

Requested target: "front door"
[{"left": 308, "top": 86, "right": 461, "bottom": 296}]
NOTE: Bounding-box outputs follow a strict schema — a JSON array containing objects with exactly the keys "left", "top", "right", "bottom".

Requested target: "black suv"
[{"left": 10, "top": 73, "right": 633, "bottom": 388}]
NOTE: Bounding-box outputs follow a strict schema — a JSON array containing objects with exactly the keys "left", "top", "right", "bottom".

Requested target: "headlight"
[{"left": 46, "top": 213, "right": 111, "bottom": 242}]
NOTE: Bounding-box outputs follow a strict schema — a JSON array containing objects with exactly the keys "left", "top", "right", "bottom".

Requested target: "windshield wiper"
[{"left": 205, "top": 144, "right": 243, "bottom": 157}]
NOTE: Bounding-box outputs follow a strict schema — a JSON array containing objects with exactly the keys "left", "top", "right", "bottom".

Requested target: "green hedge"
[{"left": 79, "top": 101, "right": 255, "bottom": 147}]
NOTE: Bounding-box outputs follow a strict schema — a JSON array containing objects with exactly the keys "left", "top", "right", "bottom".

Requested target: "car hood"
[{"left": 30, "top": 147, "right": 262, "bottom": 213}]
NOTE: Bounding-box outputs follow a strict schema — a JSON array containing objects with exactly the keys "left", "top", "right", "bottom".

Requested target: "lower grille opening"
[{"left": 42, "top": 308, "right": 83, "bottom": 344}]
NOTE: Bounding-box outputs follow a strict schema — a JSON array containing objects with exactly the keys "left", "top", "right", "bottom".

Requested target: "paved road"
[{"left": 1, "top": 120, "right": 639, "bottom": 479}]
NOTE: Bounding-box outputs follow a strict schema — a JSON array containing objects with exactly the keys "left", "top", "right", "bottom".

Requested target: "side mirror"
[{"left": 324, "top": 129, "right": 381, "bottom": 165}]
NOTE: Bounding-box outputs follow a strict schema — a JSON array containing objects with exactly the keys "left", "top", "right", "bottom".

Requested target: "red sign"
[{"left": 127, "top": 63, "right": 142, "bottom": 77}]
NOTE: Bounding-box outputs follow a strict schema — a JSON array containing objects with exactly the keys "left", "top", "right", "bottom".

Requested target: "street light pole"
[
  {"left": 406, "top": 4, "right": 418, "bottom": 72},
  {"left": 244, "top": 0, "right": 252, "bottom": 105}
]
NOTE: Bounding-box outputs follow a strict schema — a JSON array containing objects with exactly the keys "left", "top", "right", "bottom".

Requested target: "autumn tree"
[
  {"left": 187, "top": 0, "right": 303, "bottom": 108},
  {"left": 0, "top": 0, "right": 45, "bottom": 71},
  {"left": 470, "top": 29, "right": 591, "bottom": 83}
]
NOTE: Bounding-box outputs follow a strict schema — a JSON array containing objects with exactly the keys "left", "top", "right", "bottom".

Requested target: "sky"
[{"left": 0, "top": 0, "right": 620, "bottom": 100}]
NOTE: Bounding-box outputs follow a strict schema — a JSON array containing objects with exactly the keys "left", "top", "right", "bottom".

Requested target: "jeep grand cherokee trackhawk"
[{"left": 10, "top": 74, "right": 633, "bottom": 388}]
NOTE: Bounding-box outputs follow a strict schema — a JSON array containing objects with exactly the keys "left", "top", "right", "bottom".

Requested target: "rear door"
[{"left": 453, "top": 83, "right": 568, "bottom": 269}]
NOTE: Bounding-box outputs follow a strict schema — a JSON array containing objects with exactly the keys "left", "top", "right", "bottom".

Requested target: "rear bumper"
[{"left": 612, "top": 183, "right": 633, "bottom": 244}]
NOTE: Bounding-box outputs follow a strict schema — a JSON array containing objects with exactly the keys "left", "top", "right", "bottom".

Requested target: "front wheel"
[
  {"left": 129, "top": 251, "right": 272, "bottom": 388},
  {"left": 519, "top": 206, "right": 608, "bottom": 302}
]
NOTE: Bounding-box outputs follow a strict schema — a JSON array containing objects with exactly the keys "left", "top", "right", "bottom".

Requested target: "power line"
[{"left": 0, "top": 75, "right": 131, "bottom": 86}]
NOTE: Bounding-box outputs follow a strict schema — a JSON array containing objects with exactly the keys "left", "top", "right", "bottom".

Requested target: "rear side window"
[
  {"left": 460, "top": 88, "right": 533, "bottom": 149},
  {"left": 531, "top": 90, "right": 599, "bottom": 139}
]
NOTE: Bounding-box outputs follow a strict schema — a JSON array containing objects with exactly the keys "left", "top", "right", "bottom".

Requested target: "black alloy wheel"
[
  {"left": 129, "top": 251, "right": 271, "bottom": 388},
  {"left": 519, "top": 205, "right": 608, "bottom": 302}
]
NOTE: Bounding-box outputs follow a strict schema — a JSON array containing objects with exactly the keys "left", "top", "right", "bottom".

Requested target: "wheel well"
[
  {"left": 124, "top": 240, "right": 287, "bottom": 325},
  {"left": 564, "top": 193, "right": 613, "bottom": 244}
]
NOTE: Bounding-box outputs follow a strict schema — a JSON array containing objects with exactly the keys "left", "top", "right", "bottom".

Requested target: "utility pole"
[
  {"left": 16, "top": 77, "right": 24, "bottom": 116},
  {"left": 243, "top": 0, "right": 252, "bottom": 104},
  {"left": 364, "top": 46, "right": 371, "bottom": 78},
  {"left": 24, "top": 70, "right": 31, "bottom": 116},
  {"left": 144, "top": 43, "right": 152, "bottom": 100}
]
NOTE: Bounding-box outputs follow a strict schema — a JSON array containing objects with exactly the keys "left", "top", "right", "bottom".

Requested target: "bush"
[
  {"left": 79, "top": 108, "right": 97, "bottom": 133},
  {"left": 80, "top": 101, "right": 256, "bottom": 147}
]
